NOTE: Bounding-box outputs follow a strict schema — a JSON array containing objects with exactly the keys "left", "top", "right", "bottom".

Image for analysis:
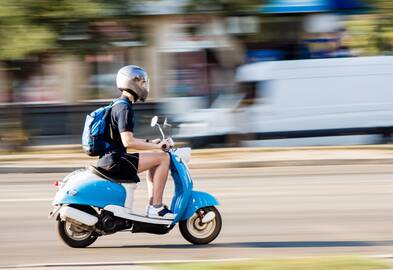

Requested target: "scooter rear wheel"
[
  {"left": 57, "top": 205, "right": 98, "bottom": 248},
  {"left": 179, "top": 206, "right": 221, "bottom": 245}
]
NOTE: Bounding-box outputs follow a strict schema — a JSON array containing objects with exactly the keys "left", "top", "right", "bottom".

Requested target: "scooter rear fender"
[{"left": 52, "top": 178, "right": 126, "bottom": 208}]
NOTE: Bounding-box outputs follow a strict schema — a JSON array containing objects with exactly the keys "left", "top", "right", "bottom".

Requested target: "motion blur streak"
[{"left": 0, "top": 0, "right": 392, "bottom": 149}]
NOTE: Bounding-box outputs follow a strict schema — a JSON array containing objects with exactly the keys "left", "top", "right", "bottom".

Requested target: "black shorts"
[{"left": 108, "top": 153, "right": 140, "bottom": 183}]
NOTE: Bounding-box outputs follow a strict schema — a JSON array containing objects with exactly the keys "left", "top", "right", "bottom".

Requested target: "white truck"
[{"left": 176, "top": 56, "right": 393, "bottom": 147}]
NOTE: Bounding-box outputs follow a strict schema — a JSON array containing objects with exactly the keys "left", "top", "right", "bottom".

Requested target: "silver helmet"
[{"left": 116, "top": 65, "right": 149, "bottom": 102}]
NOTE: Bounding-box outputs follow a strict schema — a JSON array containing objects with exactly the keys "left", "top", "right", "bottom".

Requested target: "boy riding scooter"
[
  {"left": 97, "top": 65, "right": 175, "bottom": 219},
  {"left": 49, "top": 65, "right": 221, "bottom": 248}
]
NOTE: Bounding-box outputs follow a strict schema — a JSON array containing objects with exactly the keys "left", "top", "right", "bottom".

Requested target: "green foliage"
[
  {"left": 0, "top": 0, "right": 111, "bottom": 60},
  {"left": 364, "top": 0, "right": 393, "bottom": 14},
  {"left": 0, "top": 24, "right": 55, "bottom": 59},
  {"left": 345, "top": 0, "right": 393, "bottom": 56}
]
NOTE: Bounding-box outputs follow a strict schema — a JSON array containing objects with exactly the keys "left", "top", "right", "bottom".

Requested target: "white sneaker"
[{"left": 147, "top": 205, "right": 176, "bottom": 220}]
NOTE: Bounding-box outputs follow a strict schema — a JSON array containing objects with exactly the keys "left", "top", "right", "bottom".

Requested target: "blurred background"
[
  {"left": 2, "top": 2, "right": 393, "bottom": 267},
  {"left": 0, "top": 0, "right": 393, "bottom": 150}
]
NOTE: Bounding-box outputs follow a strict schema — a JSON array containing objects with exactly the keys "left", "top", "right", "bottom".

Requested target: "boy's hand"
[
  {"left": 151, "top": 138, "right": 161, "bottom": 144},
  {"left": 158, "top": 139, "right": 170, "bottom": 151}
]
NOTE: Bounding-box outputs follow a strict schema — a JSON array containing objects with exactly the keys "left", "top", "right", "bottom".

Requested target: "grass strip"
[{"left": 159, "top": 256, "right": 391, "bottom": 270}]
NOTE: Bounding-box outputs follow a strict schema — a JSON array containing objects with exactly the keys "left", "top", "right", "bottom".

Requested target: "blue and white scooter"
[{"left": 49, "top": 116, "right": 221, "bottom": 248}]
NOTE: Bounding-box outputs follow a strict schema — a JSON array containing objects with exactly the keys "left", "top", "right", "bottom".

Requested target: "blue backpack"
[{"left": 82, "top": 99, "right": 129, "bottom": 156}]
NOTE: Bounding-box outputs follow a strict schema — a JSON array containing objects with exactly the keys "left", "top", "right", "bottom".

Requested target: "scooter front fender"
[{"left": 181, "top": 191, "right": 219, "bottom": 221}]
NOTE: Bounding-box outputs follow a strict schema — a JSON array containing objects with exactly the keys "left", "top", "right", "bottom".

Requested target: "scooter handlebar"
[{"left": 161, "top": 137, "right": 175, "bottom": 152}]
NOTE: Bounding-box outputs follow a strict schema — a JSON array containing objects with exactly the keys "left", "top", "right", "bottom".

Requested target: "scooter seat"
[{"left": 87, "top": 165, "right": 124, "bottom": 182}]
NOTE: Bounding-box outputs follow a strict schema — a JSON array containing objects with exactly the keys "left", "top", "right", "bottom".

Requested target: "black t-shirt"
[{"left": 97, "top": 95, "right": 135, "bottom": 169}]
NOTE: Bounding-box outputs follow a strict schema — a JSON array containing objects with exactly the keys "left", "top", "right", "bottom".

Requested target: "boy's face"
[{"left": 136, "top": 78, "right": 147, "bottom": 89}]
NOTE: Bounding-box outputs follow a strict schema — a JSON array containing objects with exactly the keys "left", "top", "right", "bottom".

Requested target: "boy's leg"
[
  {"left": 138, "top": 152, "right": 170, "bottom": 205},
  {"left": 147, "top": 167, "right": 156, "bottom": 205}
]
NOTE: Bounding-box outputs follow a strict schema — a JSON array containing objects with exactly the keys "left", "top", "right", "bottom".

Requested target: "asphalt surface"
[{"left": 1, "top": 165, "right": 393, "bottom": 269}]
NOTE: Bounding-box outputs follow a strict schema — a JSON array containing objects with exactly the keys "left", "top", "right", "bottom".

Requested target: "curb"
[
  {"left": 2, "top": 146, "right": 393, "bottom": 163},
  {"left": 0, "top": 167, "right": 83, "bottom": 174},
  {"left": 2, "top": 144, "right": 393, "bottom": 157},
  {"left": 2, "top": 158, "right": 393, "bottom": 174}
]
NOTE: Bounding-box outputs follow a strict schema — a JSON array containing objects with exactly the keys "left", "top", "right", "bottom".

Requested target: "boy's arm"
[{"left": 120, "top": 131, "right": 164, "bottom": 150}]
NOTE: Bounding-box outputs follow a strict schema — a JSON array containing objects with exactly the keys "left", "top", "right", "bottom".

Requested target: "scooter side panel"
[
  {"left": 181, "top": 190, "right": 219, "bottom": 221},
  {"left": 53, "top": 179, "right": 126, "bottom": 208}
]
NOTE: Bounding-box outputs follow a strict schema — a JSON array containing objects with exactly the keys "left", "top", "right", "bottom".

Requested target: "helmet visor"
[
  {"left": 131, "top": 68, "right": 149, "bottom": 93},
  {"left": 131, "top": 68, "right": 148, "bottom": 81}
]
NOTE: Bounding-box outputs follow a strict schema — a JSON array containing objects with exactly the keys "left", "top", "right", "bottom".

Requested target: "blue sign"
[
  {"left": 261, "top": 0, "right": 368, "bottom": 14},
  {"left": 262, "top": 0, "right": 329, "bottom": 13}
]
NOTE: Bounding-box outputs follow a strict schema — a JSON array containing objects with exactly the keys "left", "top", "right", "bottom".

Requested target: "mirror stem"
[{"left": 157, "top": 124, "right": 165, "bottom": 140}]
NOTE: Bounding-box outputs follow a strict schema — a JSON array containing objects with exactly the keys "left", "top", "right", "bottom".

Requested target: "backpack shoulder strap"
[{"left": 112, "top": 99, "right": 131, "bottom": 108}]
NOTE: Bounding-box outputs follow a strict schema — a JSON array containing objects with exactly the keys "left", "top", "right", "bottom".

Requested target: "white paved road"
[{"left": 1, "top": 165, "right": 393, "bottom": 268}]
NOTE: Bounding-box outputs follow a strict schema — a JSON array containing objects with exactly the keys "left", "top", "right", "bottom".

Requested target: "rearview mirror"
[{"left": 150, "top": 116, "right": 158, "bottom": 127}]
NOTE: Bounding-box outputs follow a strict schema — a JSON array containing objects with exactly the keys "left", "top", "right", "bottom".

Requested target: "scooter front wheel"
[{"left": 179, "top": 206, "right": 221, "bottom": 245}]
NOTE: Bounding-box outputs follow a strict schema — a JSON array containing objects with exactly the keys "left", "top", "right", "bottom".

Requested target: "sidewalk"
[{"left": 1, "top": 145, "right": 393, "bottom": 174}]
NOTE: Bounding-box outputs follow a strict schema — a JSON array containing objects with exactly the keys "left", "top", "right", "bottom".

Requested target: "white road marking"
[
  {"left": 1, "top": 258, "right": 252, "bottom": 269},
  {"left": 3, "top": 255, "right": 393, "bottom": 269},
  {"left": 370, "top": 254, "right": 393, "bottom": 258},
  {"left": 0, "top": 198, "right": 52, "bottom": 202}
]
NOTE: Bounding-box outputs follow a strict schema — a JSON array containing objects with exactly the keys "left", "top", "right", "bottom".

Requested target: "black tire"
[
  {"left": 179, "top": 206, "right": 222, "bottom": 245},
  {"left": 57, "top": 205, "right": 99, "bottom": 248}
]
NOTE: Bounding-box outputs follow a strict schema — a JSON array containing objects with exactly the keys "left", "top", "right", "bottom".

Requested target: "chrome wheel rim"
[
  {"left": 186, "top": 212, "right": 216, "bottom": 239},
  {"left": 64, "top": 221, "right": 92, "bottom": 241}
]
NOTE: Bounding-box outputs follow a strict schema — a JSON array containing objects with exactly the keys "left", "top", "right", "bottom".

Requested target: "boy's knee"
[{"left": 161, "top": 153, "right": 170, "bottom": 164}]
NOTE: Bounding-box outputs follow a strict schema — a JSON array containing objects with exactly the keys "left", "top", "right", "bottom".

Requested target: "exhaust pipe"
[{"left": 59, "top": 206, "right": 98, "bottom": 226}]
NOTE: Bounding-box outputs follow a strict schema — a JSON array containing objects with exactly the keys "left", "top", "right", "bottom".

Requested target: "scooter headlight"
[{"left": 175, "top": 147, "right": 191, "bottom": 164}]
